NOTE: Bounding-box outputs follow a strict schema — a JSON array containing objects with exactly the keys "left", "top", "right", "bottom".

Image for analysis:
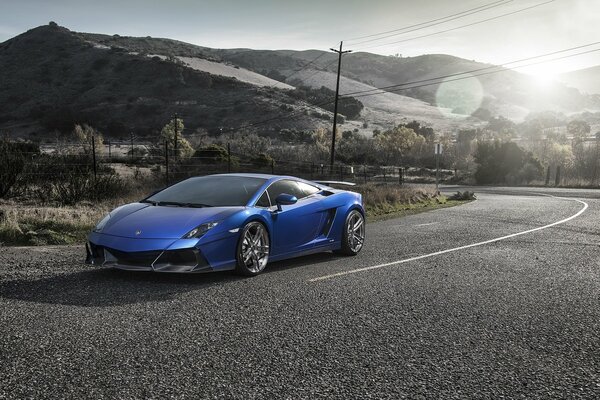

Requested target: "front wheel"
[
  {"left": 235, "top": 221, "right": 270, "bottom": 276},
  {"left": 336, "top": 210, "right": 365, "bottom": 256}
]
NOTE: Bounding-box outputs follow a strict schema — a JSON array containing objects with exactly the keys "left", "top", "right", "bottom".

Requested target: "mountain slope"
[
  {"left": 560, "top": 65, "right": 600, "bottom": 94},
  {"left": 216, "top": 49, "right": 595, "bottom": 119},
  {"left": 0, "top": 24, "right": 328, "bottom": 138}
]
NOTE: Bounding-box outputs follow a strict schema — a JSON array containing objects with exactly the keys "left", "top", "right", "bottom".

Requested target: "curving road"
[{"left": 1, "top": 186, "right": 599, "bottom": 399}]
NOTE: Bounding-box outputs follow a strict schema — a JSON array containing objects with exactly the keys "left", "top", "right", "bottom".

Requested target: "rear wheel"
[
  {"left": 337, "top": 210, "right": 365, "bottom": 256},
  {"left": 235, "top": 221, "right": 270, "bottom": 276}
]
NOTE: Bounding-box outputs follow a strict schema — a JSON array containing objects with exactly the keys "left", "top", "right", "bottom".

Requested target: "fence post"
[
  {"left": 545, "top": 166, "right": 551, "bottom": 186},
  {"left": 130, "top": 132, "right": 134, "bottom": 162},
  {"left": 271, "top": 160, "right": 274, "bottom": 174},
  {"left": 555, "top": 165, "right": 561, "bottom": 186},
  {"left": 398, "top": 167, "right": 402, "bottom": 185},
  {"left": 340, "top": 164, "right": 343, "bottom": 181},
  {"left": 363, "top": 166, "right": 367, "bottom": 184},
  {"left": 383, "top": 167, "right": 386, "bottom": 182},
  {"left": 310, "top": 162, "right": 314, "bottom": 180},
  {"left": 107, "top": 139, "right": 111, "bottom": 160},
  {"left": 165, "top": 140, "right": 169, "bottom": 186},
  {"left": 227, "top": 142, "right": 231, "bottom": 173},
  {"left": 91, "top": 134, "right": 97, "bottom": 184}
]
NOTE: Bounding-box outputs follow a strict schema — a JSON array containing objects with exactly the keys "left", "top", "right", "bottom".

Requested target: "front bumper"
[{"left": 86, "top": 242, "right": 212, "bottom": 273}]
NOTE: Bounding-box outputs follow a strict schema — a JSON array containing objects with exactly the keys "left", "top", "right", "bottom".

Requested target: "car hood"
[{"left": 101, "top": 203, "right": 244, "bottom": 239}]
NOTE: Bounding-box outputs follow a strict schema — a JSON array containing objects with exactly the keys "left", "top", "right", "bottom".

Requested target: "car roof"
[{"left": 209, "top": 173, "right": 318, "bottom": 184}]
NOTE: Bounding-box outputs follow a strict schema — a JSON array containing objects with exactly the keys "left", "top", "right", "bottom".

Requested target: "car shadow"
[
  {"left": 0, "top": 252, "right": 342, "bottom": 307},
  {"left": 0, "top": 267, "right": 243, "bottom": 307}
]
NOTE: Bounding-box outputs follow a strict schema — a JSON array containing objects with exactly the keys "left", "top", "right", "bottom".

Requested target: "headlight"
[
  {"left": 93, "top": 214, "right": 111, "bottom": 232},
  {"left": 182, "top": 222, "right": 219, "bottom": 239}
]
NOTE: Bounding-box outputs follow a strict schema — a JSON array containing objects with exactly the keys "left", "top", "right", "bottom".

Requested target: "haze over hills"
[
  {"left": 559, "top": 65, "right": 600, "bottom": 95},
  {"left": 1, "top": 23, "right": 599, "bottom": 140}
]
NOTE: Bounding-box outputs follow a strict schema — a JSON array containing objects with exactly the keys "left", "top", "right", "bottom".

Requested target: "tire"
[
  {"left": 336, "top": 210, "right": 365, "bottom": 256},
  {"left": 235, "top": 221, "right": 270, "bottom": 276}
]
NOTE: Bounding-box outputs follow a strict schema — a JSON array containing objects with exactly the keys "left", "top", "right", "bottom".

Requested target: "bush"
[
  {"left": 251, "top": 153, "right": 274, "bottom": 168},
  {"left": 448, "top": 191, "right": 476, "bottom": 200},
  {"left": 17, "top": 154, "right": 125, "bottom": 205},
  {"left": 193, "top": 144, "right": 229, "bottom": 163},
  {"left": 290, "top": 86, "right": 364, "bottom": 119},
  {"left": 0, "top": 140, "right": 39, "bottom": 198},
  {"left": 474, "top": 141, "right": 542, "bottom": 185}
]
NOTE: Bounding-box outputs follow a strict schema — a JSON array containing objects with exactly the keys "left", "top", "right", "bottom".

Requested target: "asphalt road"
[{"left": 1, "top": 186, "right": 599, "bottom": 399}]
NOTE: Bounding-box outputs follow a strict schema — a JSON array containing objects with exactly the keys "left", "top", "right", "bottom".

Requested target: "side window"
[
  {"left": 255, "top": 191, "right": 271, "bottom": 208},
  {"left": 296, "top": 181, "right": 320, "bottom": 198},
  {"left": 267, "top": 180, "right": 304, "bottom": 201}
]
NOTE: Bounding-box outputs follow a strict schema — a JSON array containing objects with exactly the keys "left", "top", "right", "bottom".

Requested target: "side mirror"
[{"left": 274, "top": 193, "right": 297, "bottom": 212}]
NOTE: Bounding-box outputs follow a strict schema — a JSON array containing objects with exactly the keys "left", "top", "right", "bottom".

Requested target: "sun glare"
[{"left": 520, "top": 65, "right": 560, "bottom": 87}]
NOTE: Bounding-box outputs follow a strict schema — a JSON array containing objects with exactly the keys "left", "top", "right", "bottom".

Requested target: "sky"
[{"left": 1, "top": 0, "right": 598, "bottom": 77}]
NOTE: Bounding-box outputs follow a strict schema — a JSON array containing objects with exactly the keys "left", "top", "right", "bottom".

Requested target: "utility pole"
[
  {"left": 435, "top": 143, "right": 442, "bottom": 192},
  {"left": 329, "top": 41, "right": 352, "bottom": 171}
]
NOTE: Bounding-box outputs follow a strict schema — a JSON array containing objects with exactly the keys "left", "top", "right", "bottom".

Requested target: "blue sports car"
[{"left": 86, "top": 174, "right": 365, "bottom": 276}]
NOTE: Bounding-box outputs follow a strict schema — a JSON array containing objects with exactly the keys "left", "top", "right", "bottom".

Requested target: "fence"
[{"left": 9, "top": 139, "right": 454, "bottom": 186}]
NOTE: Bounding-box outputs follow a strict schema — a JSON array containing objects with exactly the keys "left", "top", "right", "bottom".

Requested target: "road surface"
[{"left": 1, "top": 186, "right": 599, "bottom": 399}]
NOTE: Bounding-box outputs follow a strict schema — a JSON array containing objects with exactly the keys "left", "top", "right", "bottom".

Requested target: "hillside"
[
  {"left": 217, "top": 49, "right": 595, "bottom": 121},
  {"left": 0, "top": 24, "right": 329, "bottom": 139},
  {"left": 2, "top": 23, "right": 599, "bottom": 140},
  {"left": 559, "top": 65, "right": 600, "bottom": 94}
]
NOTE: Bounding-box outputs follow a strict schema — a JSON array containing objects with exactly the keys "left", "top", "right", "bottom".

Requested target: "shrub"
[
  {"left": 474, "top": 141, "right": 542, "bottom": 185},
  {"left": 0, "top": 140, "right": 39, "bottom": 198},
  {"left": 448, "top": 191, "right": 476, "bottom": 200},
  {"left": 17, "top": 154, "right": 125, "bottom": 205},
  {"left": 193, "top": 144, "right": 229, "bottom": 163},
  {"left": 251, "top": 153, "right": 274, "bottom": 168}
]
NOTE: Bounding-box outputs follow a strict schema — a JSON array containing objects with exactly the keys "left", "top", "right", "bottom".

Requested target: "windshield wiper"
[
  {"left": 142, "top": 200, "right": 213, "bottom": 208},
  {"left": 181, "top": 203, "right": 214, "bottom": 208}
]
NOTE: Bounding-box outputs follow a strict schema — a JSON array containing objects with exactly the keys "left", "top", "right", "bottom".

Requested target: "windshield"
[{"left": 145, "top": 176, "right": 267, "bottom": 207}]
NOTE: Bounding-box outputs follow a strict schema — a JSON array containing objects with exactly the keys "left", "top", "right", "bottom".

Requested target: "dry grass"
[
  {"left": 0, "top": 183, "right": 467, "bottom": 246},
  {"left": 0, "top": 184, "right": 152, "bottom": 245},
  {"left": 328, "top": 183, "right": 464, "bottom": 221}
]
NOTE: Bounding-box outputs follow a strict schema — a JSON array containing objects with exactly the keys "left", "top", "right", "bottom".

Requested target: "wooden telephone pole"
[{"left": 329, "top": 41, "right": 352, "bottom": 171}]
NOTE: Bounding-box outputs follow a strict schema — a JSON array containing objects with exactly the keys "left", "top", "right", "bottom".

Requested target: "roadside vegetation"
[{"left": 0, "top": 178, "right": 470, "bottom": 246}]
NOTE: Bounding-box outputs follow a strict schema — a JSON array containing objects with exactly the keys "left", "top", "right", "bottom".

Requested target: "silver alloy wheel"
[
  {"left": 346, "top": 211, "right": 365, "bottom": 253},
  {"left": 240, "top": 222, "right": 270, "bottom": 273}
]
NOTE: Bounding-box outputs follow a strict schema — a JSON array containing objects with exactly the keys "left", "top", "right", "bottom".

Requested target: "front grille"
[
  {"left": 105, "top": 248, "right": 162, "bottom": 267},
  {"left": 87, "top": 243, "right": 210, "bottom": 272}
]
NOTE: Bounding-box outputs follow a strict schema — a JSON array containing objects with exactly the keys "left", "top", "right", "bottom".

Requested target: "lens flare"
[{"left": 435, "top": 74, "right": 484, "bottom": 119}]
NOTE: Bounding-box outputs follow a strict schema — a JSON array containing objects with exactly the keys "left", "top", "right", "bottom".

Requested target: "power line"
[
  {"left": 353, "top": 0, "right": 555, "bottom": 51},
  {"left": 217, "top": 41, "right": 600, "bottom": 134},
  {"left": 346, "top": 0, "right": 513, "bottom": 46},
  {"left": 269, "top": 52, "right": 330, "bottom": 88},
  {"left": 342, "top": 41, "right": 600, "bottom": 97},
  {"left": 342, "top": 47, "right": 600, "bottom": 100}
]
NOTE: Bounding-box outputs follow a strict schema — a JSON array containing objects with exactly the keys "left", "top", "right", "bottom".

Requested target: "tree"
[
  {"left": 474, "top": 141, "right": 542, "bottom": 184},
  {"left": 73, "top": 124, "right": 103, "bottom": 155},
  {"left": 486, "top": 116, "right": 517, "bottom": 138},
  {"left": 161, "top": 117, "right": 193, "bottom": 158},
  {"left": 567, "top": 120, "right": 591, "bottom": 142},
  {"left": 373, "top": 126, "right": 425, "bottom": 165}
]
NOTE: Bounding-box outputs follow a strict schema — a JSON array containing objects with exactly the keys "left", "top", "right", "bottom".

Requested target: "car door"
[{"left": 266, "top": 179, "right": 324, "bottom": 256}]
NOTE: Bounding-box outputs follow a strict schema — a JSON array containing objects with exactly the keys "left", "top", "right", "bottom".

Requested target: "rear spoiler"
[{"left": 313, "top": 180, "right": 356, "bottom": 187}]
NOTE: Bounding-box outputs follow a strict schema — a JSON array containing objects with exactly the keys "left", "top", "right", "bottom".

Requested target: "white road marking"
[
  {"left": 414, "top": 222, "right": 439, "bottom": 227},
  {"left": 309, "top": 196, "right": 589, "bottom": 282}
]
